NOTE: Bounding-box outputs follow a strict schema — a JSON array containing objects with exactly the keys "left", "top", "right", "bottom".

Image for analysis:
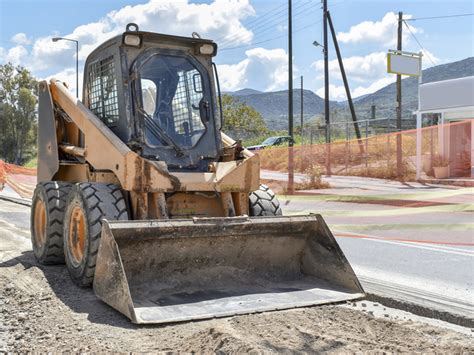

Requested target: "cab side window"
[{"left": 87, "top": 56, "right": 119, "bottom": 126}]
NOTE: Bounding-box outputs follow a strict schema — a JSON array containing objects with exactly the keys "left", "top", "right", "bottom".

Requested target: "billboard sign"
[{"left": 387, "top": 50, "right": 422, "bottom": 76}]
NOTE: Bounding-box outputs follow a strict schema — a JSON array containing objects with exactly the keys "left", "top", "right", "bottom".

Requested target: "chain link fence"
[{"left": 259, "top": 119, "right": 472, "bottom": 182}]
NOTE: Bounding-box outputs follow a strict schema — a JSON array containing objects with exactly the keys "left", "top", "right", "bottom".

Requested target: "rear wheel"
[
  {"left": 63, "top": 183, "right": 128, "bottom": 287},
  {"left": 30, "top": 181, "right": 72, "bottom": 264},
  {"left": 249, "top": 184, "right": 282, "bottom": 216}
]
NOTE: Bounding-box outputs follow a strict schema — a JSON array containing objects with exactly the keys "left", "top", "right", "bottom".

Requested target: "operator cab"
[{"left": 83, "top": 24, "right": 221, "bottom": 172}]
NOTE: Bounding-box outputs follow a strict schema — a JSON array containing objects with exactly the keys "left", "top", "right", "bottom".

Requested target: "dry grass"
[
  {"left": 295, "top": 166, "right": 330, "bottom": 190},
  {"left": 257, "top": 132, "right": 419, "bottom": 182}
]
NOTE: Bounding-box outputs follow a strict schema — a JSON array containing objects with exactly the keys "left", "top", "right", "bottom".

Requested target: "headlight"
[
  {"left": 199, "top": 44, "right": 215, "bottom": 55},
  {"left": 123, "top": 34, "right": 141, "bottom": 47}
]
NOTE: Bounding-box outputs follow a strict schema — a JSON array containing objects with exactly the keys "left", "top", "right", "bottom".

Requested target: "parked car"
[{"left": 247, "top": 136, "right": 294, "bottom": 151}]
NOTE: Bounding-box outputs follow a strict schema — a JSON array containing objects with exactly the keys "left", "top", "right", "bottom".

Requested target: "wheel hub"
[
  {"left": 33, "top": 199, "right": 47, "bottom": 249},
  {"left": 68, "top": 205, "right": 86, "bottom": 266}
]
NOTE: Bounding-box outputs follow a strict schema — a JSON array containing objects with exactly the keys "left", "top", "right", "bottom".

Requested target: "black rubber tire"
[
  {"left": 63, "top": 183, "right": 128, "bottom": 287},
  {"left": 249, "top": 184, "right": 283, "bottom": 216},
  {"left": 30, "top": 181, "right": 73, "bottom": 264}
]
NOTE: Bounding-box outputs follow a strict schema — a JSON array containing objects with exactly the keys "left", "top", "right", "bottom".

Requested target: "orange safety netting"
[
  {"left": 258, "top": 119, "right": 473, "bottom": 182},
  {"left": 0, "top": 160, "right": 37, "bottom": 199}
]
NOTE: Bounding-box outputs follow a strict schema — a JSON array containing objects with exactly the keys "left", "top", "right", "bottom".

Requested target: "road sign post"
[{"left": 387, "top": 49, "right": 422, "bottom": 178}]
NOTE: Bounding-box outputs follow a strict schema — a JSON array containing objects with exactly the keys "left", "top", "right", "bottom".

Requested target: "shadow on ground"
[{"left": 0, "top": 250, "right": 141, "bottom": 329}]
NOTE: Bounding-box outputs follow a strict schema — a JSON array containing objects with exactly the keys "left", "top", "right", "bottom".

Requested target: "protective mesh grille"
[
  {"left": 171, "top": 69, "right": 204, "bottom": 134},
  {"left": 87, "top": 56, "right": 119, "bottom": 126}
]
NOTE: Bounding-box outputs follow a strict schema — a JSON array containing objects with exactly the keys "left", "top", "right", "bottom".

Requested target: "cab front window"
[{"left": 137, "top": 54, "right": 210, "bottom": 149}]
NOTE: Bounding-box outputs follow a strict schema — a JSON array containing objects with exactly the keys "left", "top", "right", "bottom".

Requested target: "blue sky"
[{"left": 0, "top": 0, "right": 473, "bottom": 100}]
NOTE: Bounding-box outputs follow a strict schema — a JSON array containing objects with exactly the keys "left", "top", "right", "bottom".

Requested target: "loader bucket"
[{"left": 93, "top": 215, "right": 364, "bottom": 324}]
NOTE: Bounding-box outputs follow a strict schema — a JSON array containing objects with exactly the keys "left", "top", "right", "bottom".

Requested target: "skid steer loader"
[{"left": 31, "top": 23, "right": 364, "bottom": 324}]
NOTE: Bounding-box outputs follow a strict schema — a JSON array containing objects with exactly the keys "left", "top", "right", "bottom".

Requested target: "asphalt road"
[{"left": 263, "top": 171, "right": 474, "bottom": 319}]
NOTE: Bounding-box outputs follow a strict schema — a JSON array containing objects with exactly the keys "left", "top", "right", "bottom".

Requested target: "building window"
[{"left": 87, "top": 56, "right": 119, "bottom": 126}]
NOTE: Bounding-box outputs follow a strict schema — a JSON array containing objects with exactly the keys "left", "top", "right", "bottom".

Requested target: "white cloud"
[
  {"left": 8, "top": 0, "right": 255, "bottom": 73},
  {"left": 218, "top": 47, "right": 289, "bottom": 91},
  {"left": 218, "top": 61, "right": 248, "bottom": 91},
  {"left": 316, "top": 76, "right": 396, "bottom": 101},
  {"left": 420, "top": 49, "right": 441, "bottom": 68},
  {"left": 316, "top": 84, "right": 348, "bottom": 101},
  {"left": 337, "top": 12, "right": 420, "bottom": 47},
  {"left": 1, "top": 45, "right": 29, "bottom": 66},
  {"left": 312, "top": 52, "right": 388, "bottom": 83},
  {"left": 352, "top": 76, "right": 396, "bottom": 98},
  {"left": 46, "top": 68, "right": 84, "bottom": 97},
  {"left": 11, "top": 33, "right": 32, "bottom": 45}
]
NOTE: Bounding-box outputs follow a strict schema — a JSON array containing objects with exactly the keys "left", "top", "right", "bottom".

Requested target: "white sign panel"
[{"left": 387, "top": 52, "right": 421, "bottom": 76}]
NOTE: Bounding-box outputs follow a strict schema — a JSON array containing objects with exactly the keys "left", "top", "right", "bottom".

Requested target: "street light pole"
[
  {"left": 322, "top": 0, "right": 331, "bottom": 175},
  {"left": 52, "top": 37, "right": 79, "bottom": 98}
]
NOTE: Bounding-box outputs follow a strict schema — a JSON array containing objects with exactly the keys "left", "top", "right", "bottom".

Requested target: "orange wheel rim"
[
  {"left": 68, "top": 205, "right": 86, "bottom": 265},
  {"left": 33, "top": 199, "right": 47, "bottom": 248}
]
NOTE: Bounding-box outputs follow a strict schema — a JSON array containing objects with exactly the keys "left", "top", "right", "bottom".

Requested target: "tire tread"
[
  {"left": 31, "top": 181, "right": 73, "bottom": 264},
  {"left": 249, "top": 185, "right": 283, "bottom": 216},
  {"left": 64, "top": 182, "right": 128, "bottom": 287}
]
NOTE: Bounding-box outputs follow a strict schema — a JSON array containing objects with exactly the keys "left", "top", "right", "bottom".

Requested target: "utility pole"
[
  {"left": 327, "top": 11, "right": 364, "bottom": 154},
  {"left": 396, "top": 11, "right": 403, "bottom": 177},
  {"left": 300, "top": 75, "right": 304, "bottom": 140},
  {"left": 288, "top": 0, "right": 294, "bottom": 193},
  {"left": 323, "top": 0, "right": 331, "bottom": 175}
]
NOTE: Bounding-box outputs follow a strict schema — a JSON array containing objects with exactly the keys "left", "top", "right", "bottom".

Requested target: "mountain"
[
  {"left": 229, "top": 88, "right": 263, "bottom": 96},
  {"left": 226, "top": 89, "right": 339, "bottom": 130},
  {"left": 227, "top": 57, "right": 474, "bottom": 130}
]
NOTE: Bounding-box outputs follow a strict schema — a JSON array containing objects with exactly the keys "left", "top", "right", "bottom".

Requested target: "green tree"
[
  {"left": 0, "top": 63, "right": 38, "bottom": 164},
  {"left": 221, "top": 94, "right": 268, "bottom": 140}
]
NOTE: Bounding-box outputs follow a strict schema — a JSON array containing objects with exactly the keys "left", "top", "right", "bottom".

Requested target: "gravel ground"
[{"left": 0, "top": 256, "right": 472, "bottom": 353}]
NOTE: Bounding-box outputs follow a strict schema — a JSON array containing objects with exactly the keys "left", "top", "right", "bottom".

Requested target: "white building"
[{"left": 415, "top": 76, "right": 474, "bottom": 179}]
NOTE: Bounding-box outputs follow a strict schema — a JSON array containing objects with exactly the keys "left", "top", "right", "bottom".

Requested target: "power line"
[
  {"left": 219, "top": 0, "right": 315, "bottom": 48},
  {"left": 229, "top": 1, "right": 288, "bottom": 29},
  {"left": 216, "top": 2, "right": 292, "bottom": 46},
  {"left": 219, "top": 1, "right": 314, "bottom": 48},
  {"left": 402, "top": 20, "right": 436, "bottom": 66},
  {"left": 220, "top": 19, "right": 322, "bottom": 51},
  {"left": 224, "top": 1, "right": 316, "bottom": 46},
  {"left": 216, "top": 3, "right": 289, "bottom": 45},
  {"left": 220, "top": 2, "right": 317, "bottom": 49},
  {"left": 406, "top": 13, "right": 474, "bottom": 21}
]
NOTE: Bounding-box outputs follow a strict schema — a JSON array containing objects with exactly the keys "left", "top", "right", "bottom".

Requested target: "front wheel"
[
  {"left": 31, "top": 181, "right": 73, "bottom": 264},
  {"left": 63, "top": 183, "right": 128, "bottom": 287},
  {"left": 249, "top": 184, "right": 282, "bottom": 216}
]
